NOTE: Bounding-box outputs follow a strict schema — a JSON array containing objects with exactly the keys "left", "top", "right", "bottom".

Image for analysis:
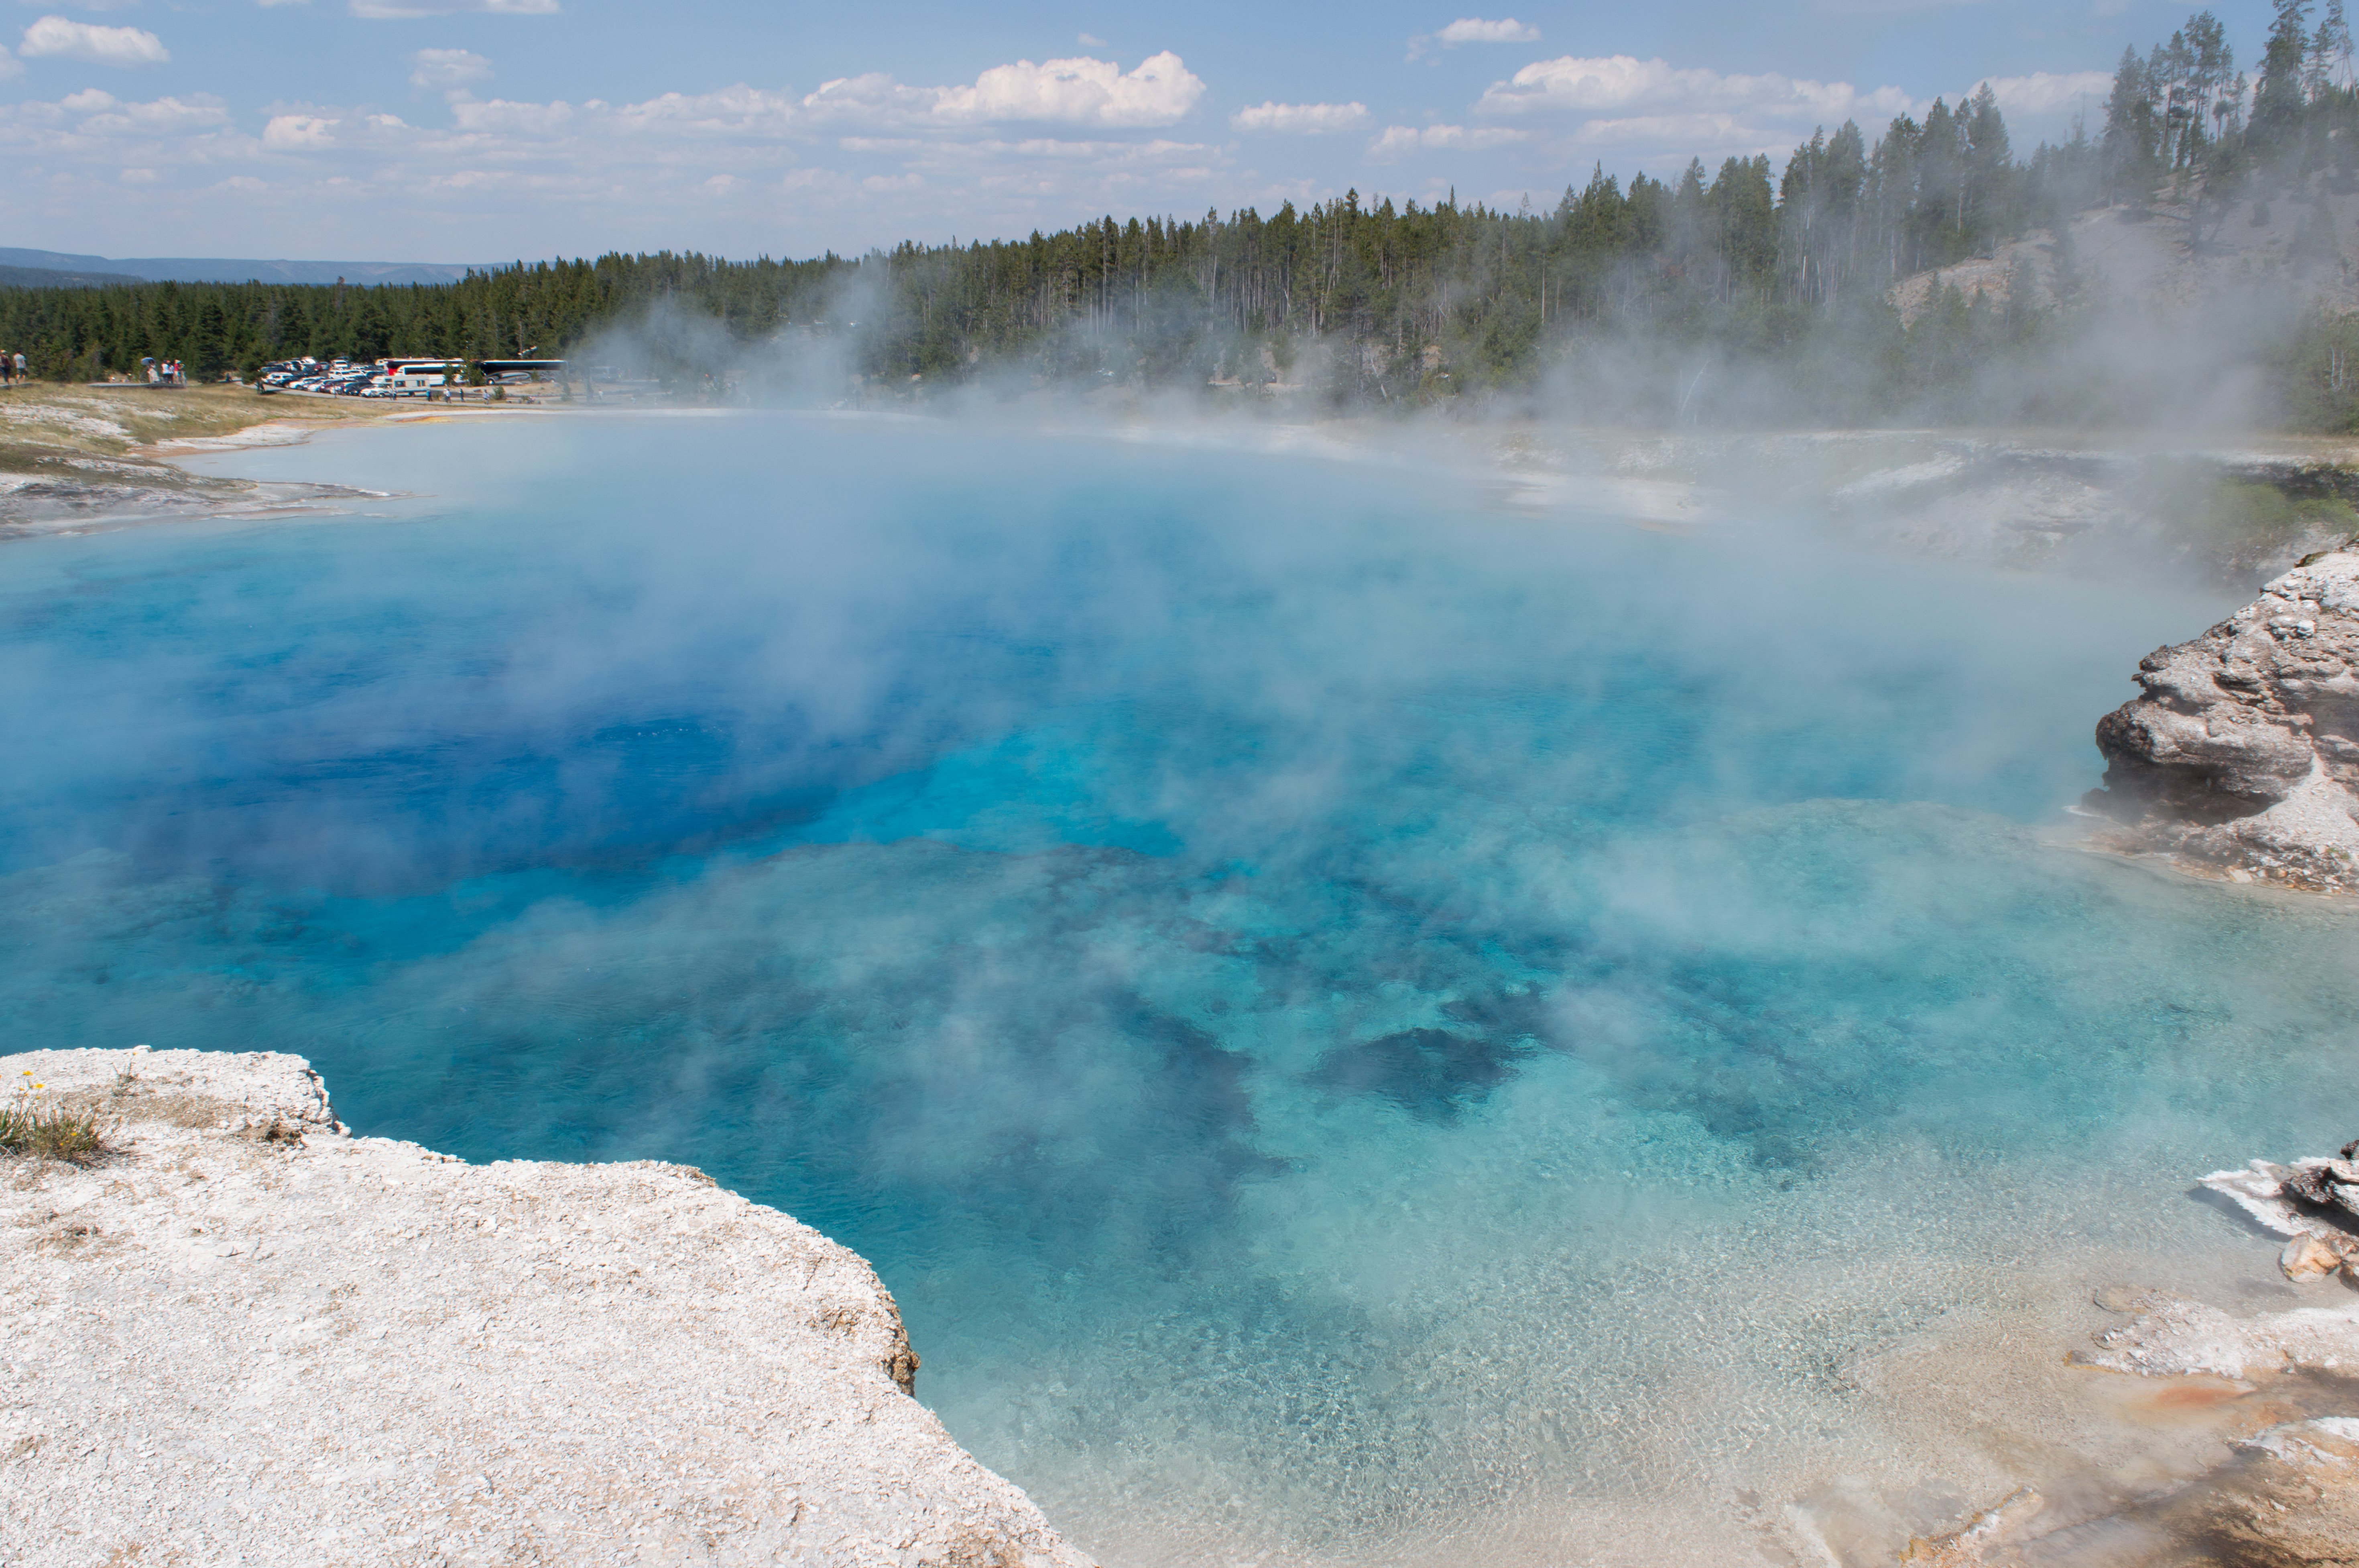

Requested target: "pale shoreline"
[{"left": 10, "top": 380, "right": 2355, "bottom": 587}]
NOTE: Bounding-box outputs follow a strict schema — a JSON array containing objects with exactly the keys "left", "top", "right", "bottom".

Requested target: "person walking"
[
  {"left": 0, "top": 349, "right": 12, "bottom": 387},
  {"left": 10, "top": 350, "right": 23, "bottom": 385}
]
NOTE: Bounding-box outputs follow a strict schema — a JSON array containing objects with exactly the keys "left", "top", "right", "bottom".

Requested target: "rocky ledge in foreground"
[
  {"left": 2085, "top": 544, "right": 2359, "bottom": 891},
  {"left": 0, "top": 1047, "right": 1092, "bottom": 1568}
]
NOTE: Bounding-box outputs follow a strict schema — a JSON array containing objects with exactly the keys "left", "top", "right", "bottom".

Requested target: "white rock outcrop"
[
  {"left": 0, "top": 1047, "right": 1093, "bottom": 1568},
  {"left": 2087, "top": 544, "right": 2359, "bottom": 890}
]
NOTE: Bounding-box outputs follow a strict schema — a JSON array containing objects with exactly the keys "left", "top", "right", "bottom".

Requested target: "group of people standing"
[
  {"left": 0, "top": 348, "right": 26, "bottom": 385},
  {"left": 145, "top": 360, "right": 187, "bottom": 386}
]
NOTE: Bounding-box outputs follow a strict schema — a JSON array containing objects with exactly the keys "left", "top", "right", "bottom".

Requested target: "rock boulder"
[{"left": 2086, "top": 544, "right": 2359, "bottom": 890}]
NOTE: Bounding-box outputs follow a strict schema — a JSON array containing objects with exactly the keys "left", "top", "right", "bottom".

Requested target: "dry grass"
[
  {"left": 0, "top": 1095, "right": 111, "bottom": 1164},
  {"left": 0, "top": 382, "right": 384, "bottom": 461}
]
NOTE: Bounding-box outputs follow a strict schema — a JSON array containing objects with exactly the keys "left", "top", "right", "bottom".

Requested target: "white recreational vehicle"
[{"left": 370, "top": 359, "right": 465, "bottom": 395}]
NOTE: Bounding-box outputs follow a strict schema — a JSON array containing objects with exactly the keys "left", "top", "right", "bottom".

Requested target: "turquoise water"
[{"left": 7, "top": 414, "right": 2358, "bottom": 1563}]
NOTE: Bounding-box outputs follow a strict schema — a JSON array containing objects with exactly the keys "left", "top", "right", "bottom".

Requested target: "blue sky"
[{"left": 0, "top": 0, "right": 2271, "bottom": 262}]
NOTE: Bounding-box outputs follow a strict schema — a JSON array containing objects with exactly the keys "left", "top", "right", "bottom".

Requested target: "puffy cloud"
[
  {"left": 801, "top": 52, "right": 1204, "bottom": 131},
  {"left": 934, "top": 51, "right": 1204, "bottom": 127},
  {"left": 348, "top": 0, "right": 556, "bottom": 16},
  {"left": 0, "top": 45, "right": 22, "bottom": 79},
  {"left": 1367, "top": 122, "right": 1527, "bottom": 160},
  {"left": 1409, "top": 17, "right": 1540, "bottom": 61},
  {"left": 1970, "top": 70, "right": 2112, "bottom": 116},
  {"left": 797, "top": 72, "right": 935, "bottom": 127},
  {"left": 1476, "top": 55, "right": 1910, "bottom": 125},
  {"left": 18, "top": 15, "right": 168, "bottom": 65},
  {"left": 262, "top": 112, "right": 336, "bottom": 148},
  {"left": 0, "top": 51, "right": 1230, "bottom": 257},
  {"left": 409, "top": 47, "right": 492, "bottom": 93},
  {"left": 446, "top": 95, "right": 576, "bottom": 134},
  {"left": 1438, "top": 18, "right": 1541, "bottom": 44},
  {"left": 1231, "top": 100, "right": 1368, "bottom": 134},
  {"left": 840, "top": 134, "right": 1213, "bottom": 167},
  {"left": 610, "top": 85, "right": 799, "bottom": 137},
  {"left": 76, "top": 93, "right": 229, "bottom": 131}
]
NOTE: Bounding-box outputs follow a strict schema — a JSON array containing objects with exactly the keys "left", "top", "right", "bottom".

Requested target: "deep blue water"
[{"left": 7, "top": 414, "right": 2357, "bottom": 1563}]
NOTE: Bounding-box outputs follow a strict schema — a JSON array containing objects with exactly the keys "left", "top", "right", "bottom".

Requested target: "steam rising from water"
[{"left": 6, "top": 414, "right": 2357, "bottom": 1564}]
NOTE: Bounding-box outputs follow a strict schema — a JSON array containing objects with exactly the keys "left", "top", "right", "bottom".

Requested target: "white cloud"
[
  {"left": 1969, "top": 70, "right": 2112, "bottom": 116},
  {"left": 262, "top": 112, "right": 336, "bottom": 148},
  {"left": 607, "top": 85, "right": 797, "bottom": 137},
  {"left": 256, "top": 0, "right": 312, "bottom": 7},
  {"left": 840, "top": 134, "right": 1213, "bottom": 167},
  {"left": 1438, "top": 17, "right": 1541, "bottom": 44},
  {"left": 801, "top": 52, "right": 1205, "bottom": 131},
  {"left": 349, "top": 0, "right": 555, "bottom": 16},
  {"left": 1409, "top": 17, "right": 1540, "bottom": 60},
  {"left": 409, "top": 46, "right": 491, "bottom": 92},
  {"left": 1474, "top": 54, "right": 1910, "bottom": 127},
  {"left": 1231, "top": 100, "right": 1368, "bottom": 134},
  {"left": 935, "top": 51, "right": 1203, "bottom": 127},
  {"left": 1367, "top": 122, "right": 1527, "bottom": 160},
  {"left": 1076, "top": 31, "right": 1106, "bottom": 47},
  {"left": 0, "top": 45, "right": 21, "bottom": 78},
  {"left": 797, "top": 72, "right": 935, "bottom": 127},
  {"left": 609, "top": 85, "right": 798, "bottom": 136},
  {"left": 0, "top": 55, "right": 1234, "bottom": 257},
  {"left": 447, "top": 95, "right": 575, "bottom": 133},
  {"left": 1572, "top": 112, "right": 1763, "bottom": 145},
  {"left": 76, "top": 93, "right": 227, "bottom": 130},
  {"left": 18, "top": 15, "right": 167, "bottom": 65}
]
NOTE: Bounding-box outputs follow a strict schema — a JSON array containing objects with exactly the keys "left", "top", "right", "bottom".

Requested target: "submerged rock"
[
  {"left": 0, "top": 1046, "right": 1093, "bottom": 1568},
  {"left": 2085, "top": 544, "right": 2359, "bottom": 890},
  {"left": 2158, "top": 1418, "right": 2359, "bottom": 1566},
  {"left": 2284, "top": 1231, "right": 2351, "bottom": 1283}
]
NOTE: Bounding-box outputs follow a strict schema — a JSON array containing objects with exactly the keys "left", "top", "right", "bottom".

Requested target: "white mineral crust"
[
  {"left": 0, "top": 1046, "right": 1093, "bottom": 1568},
  {"left": 2069, "top": 1163, "right": 2359, "bottom": 1381}
]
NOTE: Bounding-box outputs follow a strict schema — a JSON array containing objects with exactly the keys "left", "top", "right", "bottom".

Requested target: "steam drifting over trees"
[{"left": 4, "top": 8, "right": 2357, "bottom": 425}]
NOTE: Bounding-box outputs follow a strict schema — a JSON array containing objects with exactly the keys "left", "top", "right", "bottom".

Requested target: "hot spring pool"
[{"left": 5, "top": 413, "right": 2355, "bottom": 1564}]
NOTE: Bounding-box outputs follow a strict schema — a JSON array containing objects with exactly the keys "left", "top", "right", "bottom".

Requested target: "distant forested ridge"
[{"left": 4, "top": 2, "right": 2357, "bottom": 425}]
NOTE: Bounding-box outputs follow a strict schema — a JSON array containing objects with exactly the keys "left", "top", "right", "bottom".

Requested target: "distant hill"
[
  {"left": 0, "top": 248, "right": 485, "bottom": 286},
  {"left": 0, "top": 263, "right": 144, "bottom": 290}
]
